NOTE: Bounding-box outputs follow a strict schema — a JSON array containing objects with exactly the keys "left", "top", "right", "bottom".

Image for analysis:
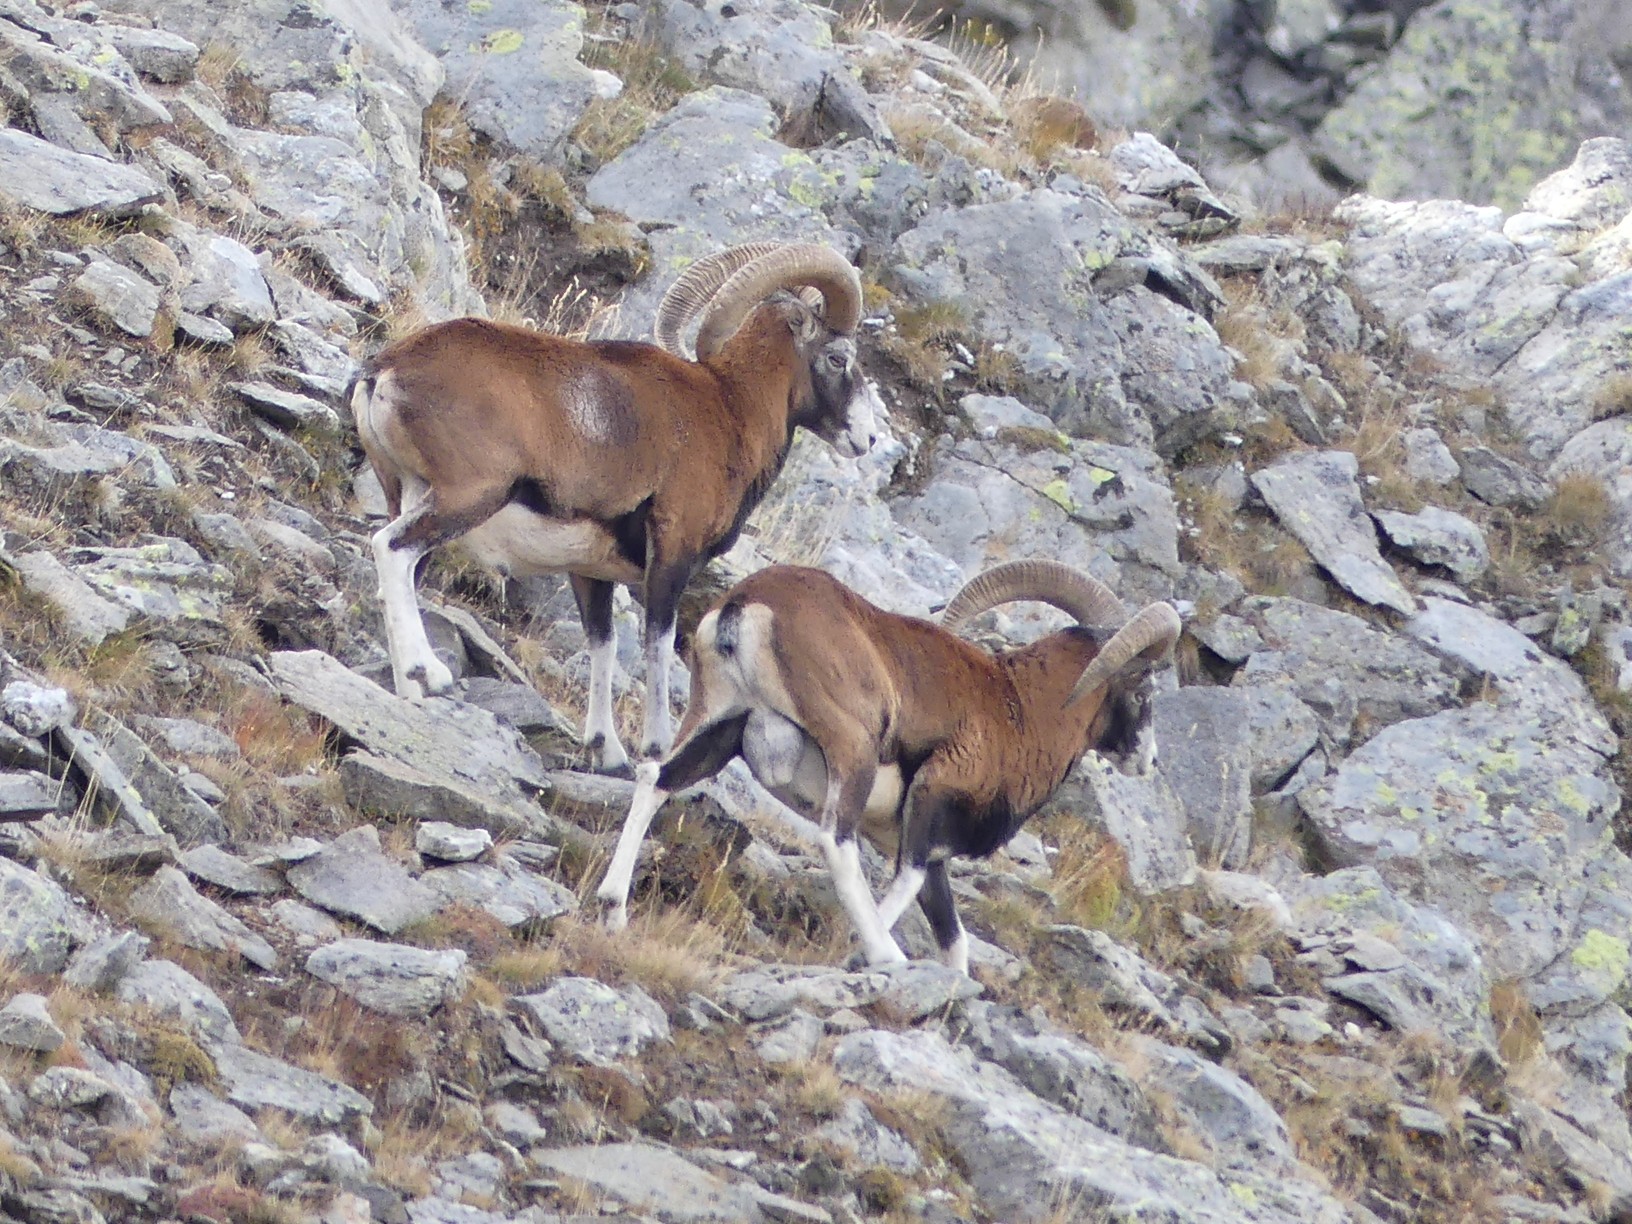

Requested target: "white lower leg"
[
  {"left": 822, "top": 832, "right": 906, "bottom": 965},
  {"left": 371, "top": 527, "right": 451, "bottom": 698},
  {"left": 595, "top": 762, "right": 667, "bottom": 931},
  {"left": 641, "top": 625, "right": 675, "bottom": 758},
  {"left": 584, "top": 636, "right": 628, "bottom": 772},
  {"left": 875, "top": 864, "right": 927, "bottom": 931},
  {"left": 942, "top": 923, "right": 969, "bottom": 976}
]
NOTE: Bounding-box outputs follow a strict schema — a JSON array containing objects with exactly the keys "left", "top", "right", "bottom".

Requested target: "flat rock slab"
[
  {"left": 416, "top": 821, "right": 491, "bottom": 863},
  {"left": 532, "top": 1141, "right": 782, "bottom": 1223},
  {"left": 286, "top": 825, "right": 443, "bottom": 936},
  {"left": 181, "top": 844, "right": 282, "bottom": 895},
  {"left": 339, "top": 749, "right": 540, "bottom": 840},
  {"left": 420, "top": 857, "right": 576, "bottom": 928},
  {"left": 7, "top": 551, "right": 133, "bottom": 644},
  {"left": 1252, "top": 450, "right": 1418, "bottom": 615},
  {"left": 0, "top": 128, "right": 163, "bottom": 215},
  {"left": 1299, "top": 698, "right": 1617, "bottom": 981},
  {"left": 516, "top": 977, "right": 669, "bottom": 1066},
  {"left": 714, "top": 964, "right": 894, "bottom": 1022},
  {"left": 115, "top": 958, "right": 239, "bottom": 1045},
  {"left": 128, "top": 866, "right": 278, "bottom": 970},
  {"left": 270, "top": 651, "right": 550, "bottom": 836},
  {"left": 211, "top": 1041, "right": 372, "bottom": 1124},
  {"left": 305, "top": 939, "right": 467, "bottom": 1018},
  {"left": 833, "top": 1028, "right": 1349, "bottom": 1224},
  {"left": 1153, "top": 687, "right": 1255, "bottom": 868},
  {"left": 0, "top": 770, "right": 60, "bottom": 821},
  {"left": 1231, "top": 596, "right": 1462, "bottom": 747}
]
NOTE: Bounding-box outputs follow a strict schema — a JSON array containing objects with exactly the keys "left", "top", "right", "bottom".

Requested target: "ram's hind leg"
[
  {"left": 813, "top": 737, "right": 905, "bottom": 966},
  {"left": 919, "top": 859, "right": 968, "bottom": 974},
  {"left": 373, "top": 480, "right": 510, "bottom": 699},
  {"left": 569, "top": 574, "right": 629, "bottom": 774},
  {"left": 596, "top": 711, "right": 748, "bottom": 931}
]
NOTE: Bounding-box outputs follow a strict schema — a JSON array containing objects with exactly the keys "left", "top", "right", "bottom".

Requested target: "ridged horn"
[
  {"left": 1067, "top": 602, "right": 1182, "bottom": 706},
  {"left": 939, "top": 560, "right": 1127, "bottom": 633},
  {"left": 693, "top": 244, "right": 863, "bottom": 360},
  {"left": 654, "top": 242, "right": 785, "bottom": 357}
]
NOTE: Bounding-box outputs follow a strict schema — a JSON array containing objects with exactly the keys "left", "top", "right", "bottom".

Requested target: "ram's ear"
[{"left": 782, "top": 297, "right": 823, "bottom": 345}]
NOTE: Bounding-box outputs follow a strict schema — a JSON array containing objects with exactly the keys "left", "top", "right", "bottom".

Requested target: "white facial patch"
[{"left": 840, "top": 380, "right": 882, "bottom": 458}]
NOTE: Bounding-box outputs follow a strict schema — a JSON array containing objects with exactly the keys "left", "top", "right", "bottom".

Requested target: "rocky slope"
[
  {"left": 878, "top": 0, "right": 1632, "bottom": 213},
  {"left": 0, "top": 1, "right": 1630, "bottom": 1223}
]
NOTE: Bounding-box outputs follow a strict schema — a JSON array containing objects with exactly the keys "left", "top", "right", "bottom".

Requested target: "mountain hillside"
[{"left": 1, "top": 2, "right": 1630, "bottom": 1223}]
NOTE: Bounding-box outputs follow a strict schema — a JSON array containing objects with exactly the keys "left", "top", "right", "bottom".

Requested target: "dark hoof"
[{"left": 595, "top": 759, "right": 635, "bottom": 781}]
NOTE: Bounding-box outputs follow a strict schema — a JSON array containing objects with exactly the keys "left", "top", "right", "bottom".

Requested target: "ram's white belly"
[{"left": 453, "top": 505, "right": 643, "bottom": 585}]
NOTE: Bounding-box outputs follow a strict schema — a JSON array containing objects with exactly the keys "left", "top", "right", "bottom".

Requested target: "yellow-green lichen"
[
  {"left": 1040, "top": 479, "right": 1076, "bottom": 513},
  {"left": 476, "top": 29, "right": 525, "bottom": 55}
]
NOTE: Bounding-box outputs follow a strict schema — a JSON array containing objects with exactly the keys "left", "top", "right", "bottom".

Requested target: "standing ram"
[
  {"left": 595, "top": 560, "right": 1181, "bottom": 972},
  {"left": 349, "top": 243, "right": 880, "bottom": 772}
]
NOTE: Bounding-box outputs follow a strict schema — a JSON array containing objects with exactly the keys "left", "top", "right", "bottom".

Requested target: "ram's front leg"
[
  {"left": 638, "top": 557, "right": 690, "bottom": 759},
  {"left": 568, "top": 574, "right": 630, "bottom": 774}
]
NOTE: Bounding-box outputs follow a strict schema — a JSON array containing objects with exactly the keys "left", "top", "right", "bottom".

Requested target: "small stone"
[
  {"left": 517, "top": 977, "right": 670, "bottom": 1066},
  {"left": 754, "top": 1009, "right": 824, "bottom": 1064},
  {"left": 1, "top": 682, "right": 77, "bottom": 737},
  {"left": 0, "top": 993, "right": 65, "bottom": 1052},
  {"left": 67, "top": 259, "right": 162, "bottom": 337},
  {"left": 415, "top": 821, "right": 492, "bottom": 863}
]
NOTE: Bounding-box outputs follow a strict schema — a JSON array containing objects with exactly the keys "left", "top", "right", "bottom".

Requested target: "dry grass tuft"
[{"left": 1542, "top": 471, "right": 1612, "bottom": 551}]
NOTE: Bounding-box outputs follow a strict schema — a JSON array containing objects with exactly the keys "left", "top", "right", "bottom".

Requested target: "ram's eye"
[{"left": 824, "top": 351, "right": 848, "bottom": 370}]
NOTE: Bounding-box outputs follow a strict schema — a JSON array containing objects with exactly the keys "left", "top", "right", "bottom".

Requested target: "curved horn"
[
  {"left": 1067, "top": 602, "right": 1182, "bottom": 706},
  {"left": 940, "top": 560, "right": 1127, "bottom": 633},
  {"left": 694, "top": 244, "right": 863, "bottom": 360},
  {"left": 654, "top": 242, "right": 785, "bottom": 357}
]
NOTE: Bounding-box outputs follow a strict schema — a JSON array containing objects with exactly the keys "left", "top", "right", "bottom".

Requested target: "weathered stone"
[
  {"left": 115, "top": 958, "right": 239, "bottom": 1045},
  {"left": 181, "top": 845, "right": 283, "bottom": 896},
  {"left": 956, "top": 1001, "right": 1164, "bottom": 1147},
  {"left": 286, "top": 825, "right": 443, "bottom": 936},
  {"left": 305, "top": 940, "right": 467, "bottom": 1018},
  {"left": 1252, "top": 450, "right": 1417, "bottom": 614},
  {"left": 0, "top": 857, "right": 84, "bottom": 974},
  {"left": 1127, "top": 1035, "right": 1296, "bottom": 1171},
  {"left": 516, "top": 978, "right": 670, "bottom": 1066},
  {"left": 0, "top": 771, "right": 59, "bottom": 821},
  {"left": 1152, "top": 687, "right": 1254, "bottom": 867},
  {"left": 212, "top": 1043, "right": 373, "bottom": 1124},
  {"left": 0, "top": 129, "right": 162, "bottom": 216},
  {"left": 338, "top": 750, "right": 540, "bottom": 842},
  {"left": 419, "top": 856, "right": 576, "bottom": 929},
  {"left": 128, "top": 866, "right": 278, "bottom": 970},
  {"left": 0, "top": 993, "right": 65, "bottom": 1052},
  {"left": 82, "top": 713, "right": 228, "bottom": 845},
  {"left": 168, "top": 1083, "right": 262, "bottom": 1147},
  {"left": 1, "top": 552, "right": 134, "bottom": 645},
  {"left": 1037, "top": 754, "right": 1196, "bottom": 893},
  {"left": 1231, "top": 596, "right": 1463, "bottom": 746},
  {"left": 532, "top": 1141, "right": 777, "bottom": 1222},
  {"left": 714, "top": 964, "right": 891, "bottom": 1022},
  {"left": 105, "top": 24, "right": 200, "bottom": 82},
  {"left": 415, "top": 821, "right": 492, "bottom": 863},
  {"left": 2, "top": 681, "right": 76, "bottom": 738},
  {"left": 874, "top": 960, "right": 984, "bottom": 1022},
  {"left": 396, "top": 0, "right": 598, "bottom": 157},
  {"left": 269, "top": 651, "right": 551, "bottom": 838},
  {"left": 834, "top": 1028, "right": 1348, "bottom": 1223},
  {"left": 813, "top": 1099, "right": 921, "bottom": 1175},
  {"left": 66, "top": 260, "right": 162, "bottom": 338},
  {"left": 63, "top": 930, "right": 149, "bottom": 994},
  {"left": 754, "top": 1009, "right": 823, "bottom": 1065},
  {"left": 230, "top": 382, "right": 341, "bottom": 435},
  {"left": 1373, "top": 506, "right": 1490, "bottom": 581}
]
